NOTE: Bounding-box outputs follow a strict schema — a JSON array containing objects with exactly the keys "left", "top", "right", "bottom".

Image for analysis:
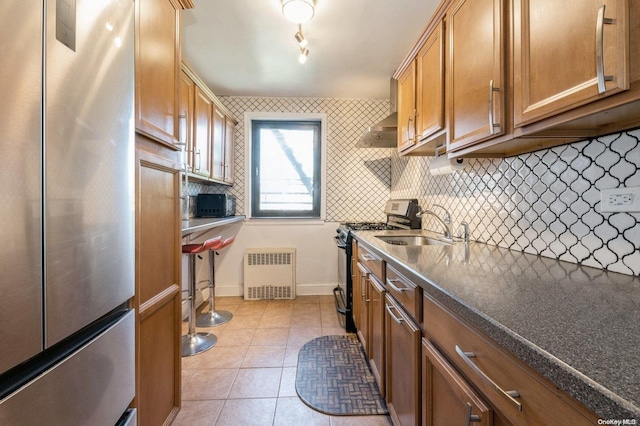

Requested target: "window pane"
[{"left": 252, "top": 121, "right": 321, "bottom": 217}]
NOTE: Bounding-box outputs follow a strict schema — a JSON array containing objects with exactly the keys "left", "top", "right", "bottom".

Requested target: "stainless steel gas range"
[{"left": 333, "top": 199, "right": 421, "bottom": 332}]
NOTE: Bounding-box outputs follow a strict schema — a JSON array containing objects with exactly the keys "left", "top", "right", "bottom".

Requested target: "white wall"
[{"left": 182, "top": 220, "right": 340, "bottom": 311}]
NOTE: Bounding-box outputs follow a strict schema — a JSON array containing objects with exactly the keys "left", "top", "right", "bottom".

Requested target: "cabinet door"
[
  {"left": 398, "top": 62, "right": 417, "bottom": 151},
  {"left": 211, "top": 107, "right": 225, "bottom": 181},
  {"left": 135, "top": 0, "right": 181, "bottom": 146},
  {"left": 513, "top": 0, "right": 629, "bottom": 127},
  {"left": 224, "top": 118, "right": 236, "bottom": 184},
  {"left": 192, "top": 86, "right": 212, "bottom": 176},
  {"left": 179, "top": 70, "right": 194, "bottom": 169},
  {"left": 355, "top": 263, "right": 370, "bottom": 353},
  {"left": 136, "top": 152, "right": 182, "bottom": 426},
  {"left": 447, "top": 0, "right": 504, "bottom": 151},
  {"left": 369, "top": 275, "right": 386, "bottom": 395},
  {"left": 385, "top": 294, "right": 421, "bottom": 426},
  {"left": 416, "top": 21, "right": 445, "bottom": 143},
  {"left": 422, "top": 338, "right": 492, "bottom": 426}
]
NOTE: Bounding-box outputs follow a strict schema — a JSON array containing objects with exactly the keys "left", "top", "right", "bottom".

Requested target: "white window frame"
[{"left": 244, "top": 112, "right": 327, "bottom": 223}]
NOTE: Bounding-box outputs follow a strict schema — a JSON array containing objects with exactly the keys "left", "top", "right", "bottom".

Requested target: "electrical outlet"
[{"left": 600, "top": 186, "right": 640, "bottom": 212}]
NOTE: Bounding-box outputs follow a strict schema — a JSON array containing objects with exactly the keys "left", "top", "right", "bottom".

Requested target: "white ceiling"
[{"left": 182, "top": 0, "right": 440, "bottom": 100}]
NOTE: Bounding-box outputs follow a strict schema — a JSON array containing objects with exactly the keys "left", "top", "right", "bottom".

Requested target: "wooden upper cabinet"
[
  {"left": 135, "top": 0, "right": 182, "bottom": 147},
  {"left": 397, "top": 62, "right": 417, "bottom": 151},
  {"left": 224, "top": 118, "right": 236, "bottom": 184},
  {"left": 514, "top": 0, "right": 629, "bottom": 127},
  {"left": 193, "top": 86, "right": 212, "bottom": 177},
  {"left": 447, "top": 0, "right": 505, "bottom": 152},
  {"left": 179, "top": 70, "right": 195, "bottom": 168},
  {"left": 211, "top": 107, "right": 225, "bottom": 181},
  {"left": 416, "top": 20, "right": 445, "bottom": 145}
]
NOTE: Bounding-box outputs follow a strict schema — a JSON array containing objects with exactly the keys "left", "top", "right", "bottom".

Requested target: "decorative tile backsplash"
[
  {"left": 391, "top": 130, "right": 640, "bottom": 276},
  {"left": 190, "top": 94, "right": 639, "bottom": 276},
  {"left": 195, "top": 96, "right": 394, "bottom": 222}
]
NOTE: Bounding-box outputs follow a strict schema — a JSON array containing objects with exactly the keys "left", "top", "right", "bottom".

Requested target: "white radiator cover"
[{"left": 243, "top": 248, "right": 296, "bottom": 300}]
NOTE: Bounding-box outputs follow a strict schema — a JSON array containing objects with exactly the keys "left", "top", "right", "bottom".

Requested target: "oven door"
[{"left": 333, "top": 234, "right": 355, "bottom": 332}]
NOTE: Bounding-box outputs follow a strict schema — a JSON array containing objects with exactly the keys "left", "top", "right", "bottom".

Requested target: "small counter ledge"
[
  {"left": 181, "top": 215, "right": 245, "bottom": 237},
  {"left": 353, "top": 229, "right": 640, "bottom": 421}
]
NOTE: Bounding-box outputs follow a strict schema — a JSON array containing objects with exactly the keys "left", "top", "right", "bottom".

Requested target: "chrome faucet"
[
  {"left": 416, "top": 207, "right": 452, "bottom": 240},
  {"left": 432, "top": 204, "right": 451, "bottom": 225}
]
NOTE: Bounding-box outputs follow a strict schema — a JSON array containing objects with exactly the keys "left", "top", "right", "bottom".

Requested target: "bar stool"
[
  {"left": 196, "top": 236, "right": 236, "bottom": 327},
  {"left": 181, "top": 236, "right": 222, "bottom": 357}
]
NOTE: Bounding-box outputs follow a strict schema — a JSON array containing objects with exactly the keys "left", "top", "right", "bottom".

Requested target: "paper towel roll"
[{"left": 429, "top": 156, "right": 466, "bottom": 175}]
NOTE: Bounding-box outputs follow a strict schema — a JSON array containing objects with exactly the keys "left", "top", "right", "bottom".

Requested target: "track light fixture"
[
  {"left": 282, "top": 0, "right": 315, "bottom": 24},
  {"left": 298, "top": 47, "right": 310, "bottom": 64},
  {"left": 294, "top": 24, "right": 308, "bottom": 48}
]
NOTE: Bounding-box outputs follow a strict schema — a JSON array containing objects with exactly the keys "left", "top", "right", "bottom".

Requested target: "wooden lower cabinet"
[
  {"left": 385, "top": 294, "right": 421, "bottom": 426},
  {"left": 355, "top": 263, "right": 370, "bottom": 352},
  {"left": 368, "top": 275, "right": 386, "bottom": 394},
  {"left": 423, "top": 294, "right": 598, "bottom": 426},
  {"left": 422, "top": 338, "right": 492, "bottom": 426},
  {"left": 135, "top": 148, "right": 182, "bottom": 425},
  {"left": 138, "top": 292, "right": 181, "bottom": 426}
]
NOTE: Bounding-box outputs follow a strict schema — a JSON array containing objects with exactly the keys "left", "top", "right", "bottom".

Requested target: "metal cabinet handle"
[
  {"left": 466, "top": 402, "right": 481, "bottom": 426},
  {"left": 360, "top": 254, "right": 376, "bottom": 261},
  {"left": 178, "top": 114, "right": 187, "bottom": 145},
  {"left": 596, "top": 5, "right": 614, "bottom": 93},
  {"left": 407, "top": 115, "right": 414, "bottom": 143},
  {"left": 385, "top": 304, "right": 404, "bottom": 324},
  {"left": 488, "top": 80, "right": 500, "bottom": 134},
  {"left": 195, "top": 149, "right": 201, "bottom": 172},
  {"left": 455, "top": 345, "right": 523, "bottom": 411},
  {"left": 386, "top": 278, "right": 408, "bottom": 293}
]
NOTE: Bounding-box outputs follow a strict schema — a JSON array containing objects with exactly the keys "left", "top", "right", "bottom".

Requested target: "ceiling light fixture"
[
  {"left": 282, "top": 0, "right": 315, "bottom": 23},
  {"left": 298, "top": 47, "right": 310, "bottom": 64},
  {"left": 294, "top": 24, "right": 308, "bottom": 48}
]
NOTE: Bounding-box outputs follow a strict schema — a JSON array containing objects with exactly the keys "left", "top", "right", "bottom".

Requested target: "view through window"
[{"left": 251, "top": 120, "right": 321, "bottom": 218}]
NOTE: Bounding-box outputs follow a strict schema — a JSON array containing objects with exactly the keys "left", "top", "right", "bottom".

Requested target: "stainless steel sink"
[{"left": 375, "top": 235, "right": 452, "bottom": 246}]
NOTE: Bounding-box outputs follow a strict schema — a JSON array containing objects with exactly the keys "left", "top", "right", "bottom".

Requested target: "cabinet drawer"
[
  {"left": 358, "top": 245, "right": 383, "bottom": 282},
  {"left": 386, "top": 265, "right": 421, "bottom": 321},
  {"left": 422, "top": 294, "right": 597, "bottom": 425}
]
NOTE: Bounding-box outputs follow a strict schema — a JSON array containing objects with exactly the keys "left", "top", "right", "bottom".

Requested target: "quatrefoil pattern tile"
[
  {"left": 391, "top": 130, "right": 640, "bottom": 276},
  {"left": 185, "top": 94, "right": 639, "bottom": 276},
  {"left": 208, "top": 96, "right": 393, "bottom": 222}
]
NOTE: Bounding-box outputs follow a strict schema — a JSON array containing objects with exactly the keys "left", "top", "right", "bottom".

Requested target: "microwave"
[{"left": 196, "top": 194, "right": 236, "bottom": 218}]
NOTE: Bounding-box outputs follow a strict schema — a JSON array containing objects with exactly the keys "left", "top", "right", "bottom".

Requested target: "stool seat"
[
  {"left": 196, "top": 235, "right": 236, "bottom": 327},
  {"left": 182, "top": 236, "right": 223, "bottom": 254}
]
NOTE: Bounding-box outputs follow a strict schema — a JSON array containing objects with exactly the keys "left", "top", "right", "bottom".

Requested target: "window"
[{"left": 250, "top": 120, "right": 322, "bottom": 218}]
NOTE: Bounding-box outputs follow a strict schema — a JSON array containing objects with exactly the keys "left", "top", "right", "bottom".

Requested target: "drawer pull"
[
  {"left": 386, "top": 278, "right": 408, "bottom": 293},
  {"left": 466, "top": 402, "right": 481, "bottom": 426},
  {"left": 455, "top": 345, "right": 523, "bottom": 411},
  {"left": 360, "top": 253, "right": 376, "bottom": 261},
  {"left": 385, "top": 304, "right": 404, "bottom": 324}
]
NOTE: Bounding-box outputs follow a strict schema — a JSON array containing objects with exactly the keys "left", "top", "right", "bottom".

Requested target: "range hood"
[{"left": 357, "top": 78, "right": 398, "bottom": 148}]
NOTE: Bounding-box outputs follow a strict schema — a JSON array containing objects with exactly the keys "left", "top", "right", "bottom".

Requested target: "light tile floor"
[{"left": 174, "top": 295, "right": 392, "bottom": 426}]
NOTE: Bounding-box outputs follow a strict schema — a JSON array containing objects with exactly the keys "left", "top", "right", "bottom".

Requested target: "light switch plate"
[{"left": 600, "top": 186, "right": 640, "bottom": 212}]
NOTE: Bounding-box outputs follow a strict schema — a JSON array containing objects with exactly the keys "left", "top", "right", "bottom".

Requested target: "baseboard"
[{"left": 212, "top": 282, "right": 339, "bottom": 298}]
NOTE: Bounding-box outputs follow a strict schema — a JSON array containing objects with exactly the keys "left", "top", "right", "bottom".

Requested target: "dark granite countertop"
[
  {"left": 353, "top": 229, "right": 640, "bottom": 420},
  {"left": 181, "top": 215, "right": 245, "bottom": 237}
]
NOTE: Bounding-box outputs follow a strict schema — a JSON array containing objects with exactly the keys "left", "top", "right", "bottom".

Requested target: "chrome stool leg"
[
  {"left": 181, "top": 251, "right": 216, "bottom": 357},
  {"left": 196, "top": 248, "right": 233, "bottom": 327}
]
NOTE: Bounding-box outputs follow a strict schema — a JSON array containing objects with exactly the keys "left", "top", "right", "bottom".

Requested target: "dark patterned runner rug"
[{"left": 295, "top": 335, "right": 388, "bottom": 416}]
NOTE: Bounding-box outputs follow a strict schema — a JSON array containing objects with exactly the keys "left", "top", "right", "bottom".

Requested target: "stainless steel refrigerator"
[{"left": 0, "top": 0, "right": 136, "bottom": 424}]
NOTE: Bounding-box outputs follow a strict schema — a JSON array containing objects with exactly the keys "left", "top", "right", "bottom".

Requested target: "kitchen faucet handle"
[{"left": 458, "top": 221, "right": 470, "bottom": 243}]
